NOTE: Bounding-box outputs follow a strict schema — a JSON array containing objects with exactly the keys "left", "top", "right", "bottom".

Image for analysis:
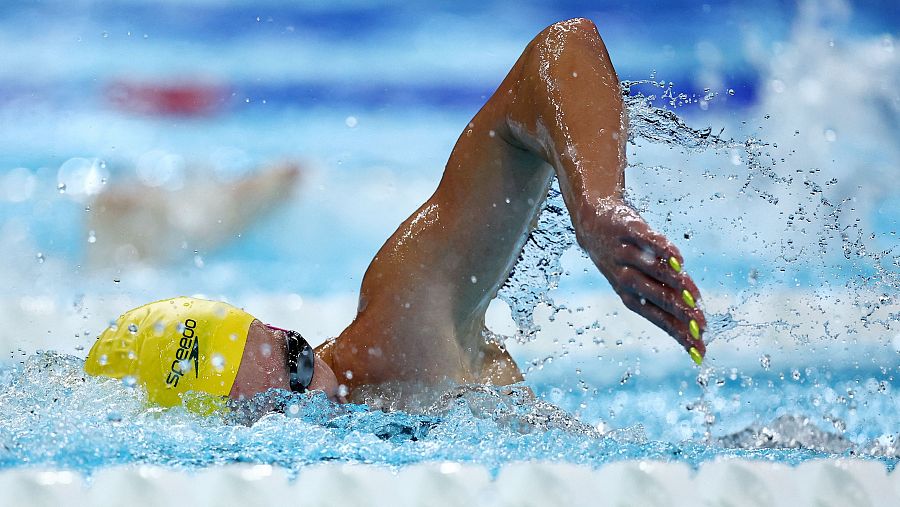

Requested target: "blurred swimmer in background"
[
  {"left": 84, "top": 19, "right": 706, "bottom": 412},
  {"left": 87, "top": 160, "right": 301, "bottom": 268}
]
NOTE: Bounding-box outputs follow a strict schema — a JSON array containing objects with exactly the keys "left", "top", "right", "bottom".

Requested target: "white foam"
[{"left": 0, "top": 461, "right": 897, "bottom": 507}]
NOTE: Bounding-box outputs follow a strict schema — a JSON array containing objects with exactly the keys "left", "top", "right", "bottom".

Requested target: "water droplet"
[
  {"left": 338, "top": 384, "right": 349, "bottom": 397},
  {"left": 345, "top": 116, "right": 358, "bottom": 128},
  {"left": 287, "top": 404, "right": 300, "bottom": 415},
  {"left": 470, "top": 275, "right": 478, "bottom": 284},
  {"left": 832, "top": 418, "right": 846, "bottom": 432},
  {"left": 57, "top": 157, "right": 108, "bottom": 197},
  {"left": 211, "top": 353, "right": 225, "bottom": 371},
  {"left": 193, "top": 252, "right": 204, "bottom": 268},
  {"left": 35, "top": 252, "right": 45, "bottom": 264},
  {"left": 760, "top": 354, "right": 771, "bottom": 370},
  {"left": 823, "top": 128, "right": 837, "bottom": 142},
  {"left": 260, "top": 343, "right": 272, "bottom": 357},
  {"left": 97, "top": 354, "right": 108, "bottom": 366},
  {"left": 127, "top": 323, "right": 138, "bottom": 334},
  {"left": 344, "top": 370, "right": 353, "bottom": 379},
  {"left": 122, "top": 375, "right": 137, "bottom": 387}
]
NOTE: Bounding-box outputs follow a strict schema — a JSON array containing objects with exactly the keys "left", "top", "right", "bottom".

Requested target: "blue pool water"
[
  {"left": 1, "top": 350, "right": 897, "bottom": 474},
  {"left": 1, "top": 1, "right": 898, "bottom": 475}
]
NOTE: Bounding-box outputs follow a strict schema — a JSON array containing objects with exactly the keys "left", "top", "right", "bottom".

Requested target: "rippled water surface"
[{"left": 1, "top": 352, "right": 897, "bottom": 475}]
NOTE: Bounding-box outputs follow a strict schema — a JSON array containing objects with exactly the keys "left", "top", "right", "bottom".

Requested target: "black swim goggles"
[{"left": 267, "top": 325, "right": 315, "bottom": 393}]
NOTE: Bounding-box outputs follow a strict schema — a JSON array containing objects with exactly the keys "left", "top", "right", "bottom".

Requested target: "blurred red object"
[{"left": 105, "top": 80, "right": 228, "bottom": 116}]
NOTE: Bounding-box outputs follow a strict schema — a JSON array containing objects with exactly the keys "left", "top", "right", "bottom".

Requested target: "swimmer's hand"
[{"left": 577, "top": 198, "right": 707, "bottom": 362}]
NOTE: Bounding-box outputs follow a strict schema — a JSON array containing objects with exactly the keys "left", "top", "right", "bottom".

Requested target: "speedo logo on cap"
[{"left": 165, "top": 318, "right": 200, "bottom": 387}]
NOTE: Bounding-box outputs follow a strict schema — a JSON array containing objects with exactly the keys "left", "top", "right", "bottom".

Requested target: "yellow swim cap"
[{"left": 84, "top": 297, "right": 255, "bottom": 408}]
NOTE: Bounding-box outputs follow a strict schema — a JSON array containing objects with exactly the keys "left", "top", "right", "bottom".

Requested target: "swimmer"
[
  {"left": 87, "top": 160, "right": 301, "bottom": 268},
  {"left": 84, "top": 19, "right": 706, "bottom": 411}
]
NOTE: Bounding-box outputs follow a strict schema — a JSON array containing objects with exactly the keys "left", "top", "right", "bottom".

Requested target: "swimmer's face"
[{"left": 229, "top": 320, "right": 343, "bottom": 403}]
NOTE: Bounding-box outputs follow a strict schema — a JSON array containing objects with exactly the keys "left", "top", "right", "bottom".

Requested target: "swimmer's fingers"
[
  {"left": 620, "top": 293, "right": 706, "bottom": 357},
  {"left": 615, "top": 217, "right": 704, "bottom": 311},
  {"left": 618, "top": 267, "right": 705, "bottom": 329},
  {"left": 618, "top": 244, "right": 703, "bottom": 305},
  {"left": 621, "top": 221, "right": 684, "bottom": 270}
]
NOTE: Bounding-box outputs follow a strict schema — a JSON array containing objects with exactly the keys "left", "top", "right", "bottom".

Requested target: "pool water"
[
  {"left": 1, "top": 350, "right": 897, "bottom": 475},
  {"left": 1, "top": 0, "right": 898, "bottom": 476}
]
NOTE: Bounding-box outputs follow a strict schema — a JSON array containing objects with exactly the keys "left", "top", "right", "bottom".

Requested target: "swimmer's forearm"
[
  {"left": 492, "top": 19, "right": 708, "bottom": 358},
  {"left": 501, "top": 18, "right": 627, "bottom": 223}
]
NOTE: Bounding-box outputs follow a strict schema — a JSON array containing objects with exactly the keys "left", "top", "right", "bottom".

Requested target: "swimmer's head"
[{"left": 84, "top": 297, "right": 341, "bottom": 411}]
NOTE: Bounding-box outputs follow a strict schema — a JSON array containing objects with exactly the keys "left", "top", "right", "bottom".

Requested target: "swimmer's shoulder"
[{"left": 314, "top": 336, "right": 338, "bottom": 369}]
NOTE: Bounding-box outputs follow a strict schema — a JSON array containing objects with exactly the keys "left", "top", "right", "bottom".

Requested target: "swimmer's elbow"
[
  {"left": 544, "top": 18, "right": 600, "bottom": 37},
  {"left": 531, "top": 18, "right": 605, "bottom": 53},
  {"left": 518, "top": 18, "right": 612, "bottom": 85}
]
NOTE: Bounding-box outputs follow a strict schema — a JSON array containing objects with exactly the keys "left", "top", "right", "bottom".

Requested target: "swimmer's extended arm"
[{"left": 327, "top": 19, "right": 705, "bottom": 390}]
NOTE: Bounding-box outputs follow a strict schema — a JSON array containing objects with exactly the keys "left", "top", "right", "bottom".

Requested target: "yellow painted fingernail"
[
  {"left": 689, "top": 347, "right": 703, "bottom": 365},
  {"left": 689, "top": 319, "right": 701, "bottom": 340},
  {"left": 668, "top": 256, "right": 682, "bottom": 273},
  {"left": 682, "top": 289, "right": 696, "bottom": 309}
]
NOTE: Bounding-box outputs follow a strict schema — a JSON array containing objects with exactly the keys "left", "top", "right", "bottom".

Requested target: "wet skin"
[
  {"left": 231, "top": 18, "right": 706, "bottom": 403},
  {"left": 231, "top": 320, "right": 343, "bottom": 402}
]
